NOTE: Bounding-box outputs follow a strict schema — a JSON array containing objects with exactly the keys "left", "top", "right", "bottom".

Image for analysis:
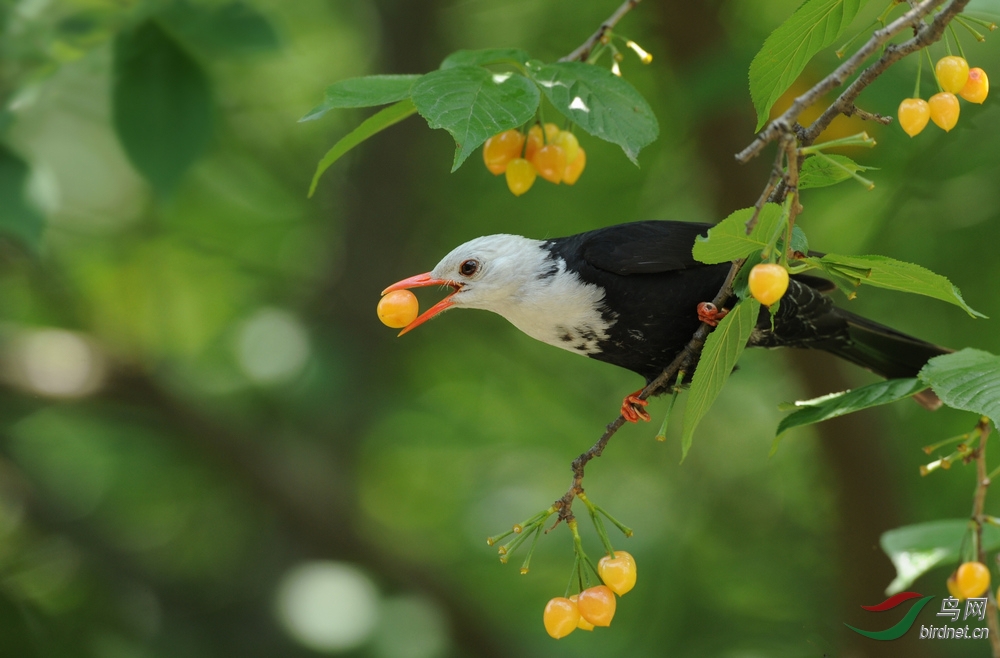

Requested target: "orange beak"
[{"left": 382, "top": 272, "right": 462, "bottom": 336}]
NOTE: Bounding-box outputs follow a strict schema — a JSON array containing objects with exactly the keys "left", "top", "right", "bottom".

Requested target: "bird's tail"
[{"left": 825, "top": 309, "right": 952, "bottom": 409}]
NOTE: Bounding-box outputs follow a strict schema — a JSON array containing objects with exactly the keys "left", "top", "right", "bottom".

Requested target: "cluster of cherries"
[
  {"left": 740, "top": 63, "right": 992, "bottom": 310},
  {"left": 542, "top": 550, "right": 636, "bottom": 639},
  {"left": 899, "top": 55, "right": 989, "bottom": 136},
  {"left": 483, "top": 123, "right": 587, "bottom": 196},
  {"left": 947, "top": 560, "right": 992, "bottom": 600}
]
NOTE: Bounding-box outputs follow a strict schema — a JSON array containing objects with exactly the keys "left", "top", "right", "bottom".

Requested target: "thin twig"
[
  {"left": 560, "top": 0, "right": 642, "bottom": 62},
  {"left": 736, "top": 0, "right": 969, "bottom": 163},
  {"left": 971, "top": 419, "right": 1000, "bottom": 656},
  {"left": 782, "top": 136, "right": 803, "bottom": 239},
  {"left": 744, "top": 143, "right": 787, "bottom": 234},
  {"left": 846, "top": 105, "right": 894, "bottom": 125},
  {"left": 554, "top": 258, "right": 744, "bottom": 522}
]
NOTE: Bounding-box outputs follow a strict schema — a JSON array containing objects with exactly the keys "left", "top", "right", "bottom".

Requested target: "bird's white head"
[{"left": 382, "top": 234, "right": 546, "bottom": 334}]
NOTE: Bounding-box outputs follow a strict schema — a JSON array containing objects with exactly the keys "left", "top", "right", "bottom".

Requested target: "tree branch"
[
  {"left": 560, "top": 0, "right": 643, "bottom": 62},
  {"left": 971, "top": 419, "right": 1000, "bottom": 656},
  {"left": 555, "top": 257, "right": 743, "bottom": 522},
  {"left": 802, "top": 0, "right": 971, "bottom": 145},
  {"left": 736, "top": 0, "right": 969, "bottom": 163},
  {"left": 745, "top": 134, "right": 796, "bottom": 233},
  {"left": 845, "top": 105, "right": 894, "bottom": 125}
]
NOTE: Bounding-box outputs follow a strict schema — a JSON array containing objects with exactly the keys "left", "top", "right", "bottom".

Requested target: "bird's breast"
[{"left": 492, "top": 257, "right": 616, "bottom": 356}]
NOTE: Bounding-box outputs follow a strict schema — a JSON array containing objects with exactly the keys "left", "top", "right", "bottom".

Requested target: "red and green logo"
[{"left": 844, "top": 592, "right": 935, "bottom": 641}]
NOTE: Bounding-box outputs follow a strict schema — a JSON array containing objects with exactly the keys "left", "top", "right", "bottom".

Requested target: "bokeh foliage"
[{"left": 1, "top": 1, "right": 999, "bottom": 657}]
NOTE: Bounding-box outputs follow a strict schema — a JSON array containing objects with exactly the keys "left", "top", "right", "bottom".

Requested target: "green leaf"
[
  {"left": 411, "top": 67, "right": 539, "bottom": 171},
  {"left": 732, "top": 252, "right": 764, "bottom": 301},
  {"left": 692, "top": 203, "right": 784, "bottom": 264},
  {"left": 528, "top": 62, "right": 658, "bottom": 164},
  {"left": 162, "top": 1, "right": 280, "bottom": 56},
  {"left": 919, "top": 349, "right": 1000, "bottom": 426},
  {"left": 0, "top": 145, "right": 44, "bottom": 251},
  {"left": 112, "top": 20, "right": 212, "bottom": 196},
  {"left": 771, "top": 378, "right": 927, "bottom": 455},
  {"left": 882, "top": 519, "right": 1000, "bottom": 594},
  {"left": 440, "top": 49, "right": 530, "bottom": 69},
  {"left": 790, "top": 225, "right": 808, "bottom": 254},
  {"left": 818, "top": 253, "right": 986, "bottom": 318},
  {"left": 798, "top": 154, "right": 873, "bottom": 189},
  {"left": 749, "top": 0, "right": 867, "bottom": 131},
  {"left": 680, "top": 298, "right": 761, "bottom": 460},
  {"left": 300, "top": 74, "right": 422, "bottom": 122},
  {"left": 308, "top": 99, "right": 417, "bottom": 197}
]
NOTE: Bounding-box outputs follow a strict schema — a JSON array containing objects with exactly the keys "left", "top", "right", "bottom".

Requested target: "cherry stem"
[
  {"left": 594, "top": 502, "right": 634, "bottom": 538},
  {"left": 925, "top": 47, "right": 944, "bottom": 92},
  {"left": 923, "top": 432, "right": 971, "bottom": 454},
  {"left": 565, "top": 553, "right": 581, "bottom": 598},
  {"left": 950, "top": 23, "right": 967, "bottom": 59},
  {"left": 497, "top": 507, "right": 557, "bottom": 561},
  {"left": 956, "top": 15, "right": 997, "bottom": 32},
  {"left": 569, "top": 517, "right": 601, "bottom": 583},
  {"left": 579, "top": 492, "right": 616, "bottom": 556},
  {"left": 586, "top": 43, "right": 608, "bottom": 65},
  {"left": 487, "top": 528, "right": 515, "bottom": 546},
  {"left": 537, "top": 105, "right": 550, "bottom": 144},
  {"left": 914, "top": 52, "right": 923, "bottom": 98},
  {"left": 520, "top": 526, "right": 542, "bottom": 574},
  {"left": 955, "top": 17, "right": 986, "bottom": 42},
  {"left": 921, "top": 446, "right": 972, "bottom": 476}
]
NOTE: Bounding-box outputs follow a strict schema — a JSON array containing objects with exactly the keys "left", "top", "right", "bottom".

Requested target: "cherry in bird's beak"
[{"left": 382, "top": 272, "right": 462, "bottom": 336}]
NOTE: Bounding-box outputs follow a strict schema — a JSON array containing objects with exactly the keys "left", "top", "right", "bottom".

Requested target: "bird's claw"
[
  {"left": 697, "top": 302, "right": 729, "bottom": 327},
  {"left": 621, "top": 392, "right": 650, "bottom": 423}
]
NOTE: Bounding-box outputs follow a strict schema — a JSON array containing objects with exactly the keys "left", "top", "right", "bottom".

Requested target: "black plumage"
[{"left": 543, "top": 221, "right": 949, "bottom": 386}]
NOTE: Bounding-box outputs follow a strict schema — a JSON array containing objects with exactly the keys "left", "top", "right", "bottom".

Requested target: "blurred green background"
[{"left": 1, "top": 1, "right": 1000, "bottom": 656}]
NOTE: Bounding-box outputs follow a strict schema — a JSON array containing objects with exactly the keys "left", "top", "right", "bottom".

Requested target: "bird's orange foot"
[
  {"left": 621, "top": 391, "right": 651, "bottom": 423},
  {"left": 697, "top": 302, "right": 729, "bottom": 327}
]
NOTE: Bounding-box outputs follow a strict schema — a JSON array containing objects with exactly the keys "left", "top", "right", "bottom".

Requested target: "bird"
[{"left": 382, "top": 220, "right": 949, "bottom": 421}]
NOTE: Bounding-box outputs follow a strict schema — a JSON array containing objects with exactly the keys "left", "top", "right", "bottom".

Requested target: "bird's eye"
[{"left": 459, "top": 259, "right": 480, "bottom": 277}]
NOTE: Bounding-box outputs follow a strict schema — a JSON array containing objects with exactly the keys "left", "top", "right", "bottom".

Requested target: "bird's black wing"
[
  {"left": 565, "top": 220, "right": 838, "bottom": 291},
  {"left": 571, "top": 221, "right": 714, "bottom": 275}
]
